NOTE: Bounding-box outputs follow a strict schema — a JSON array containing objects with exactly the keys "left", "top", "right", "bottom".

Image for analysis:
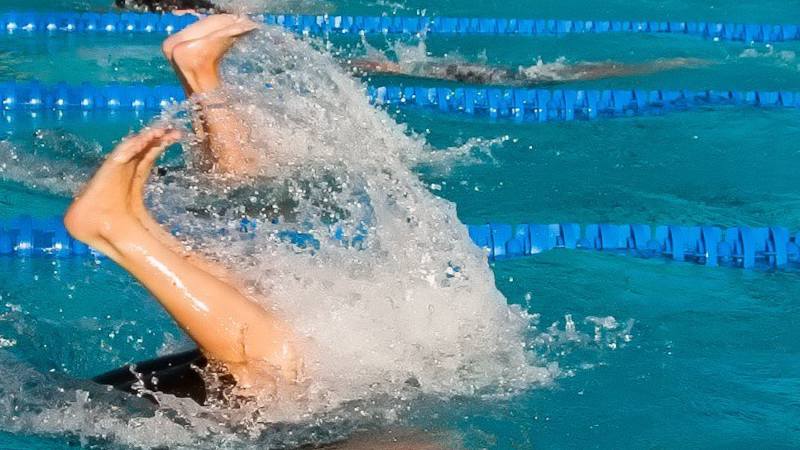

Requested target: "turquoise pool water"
[{"left": 2, "top": 1, "right": 800, "bottom": 449}]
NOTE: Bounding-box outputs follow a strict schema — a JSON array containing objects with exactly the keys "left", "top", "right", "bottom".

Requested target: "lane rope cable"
[
  {"left": 0, "top": 11, "right": 798, "bottom": 43},
  {"left": 1, "top": 215, "right": 798, "bottom": 270},
  {"left": 1, "top": 82, "right": 798, "bottom": 122}
]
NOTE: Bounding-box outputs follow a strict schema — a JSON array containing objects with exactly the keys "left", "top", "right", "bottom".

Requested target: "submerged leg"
[
  {"left": 65, "top": 128, "right": 301, "bottom": 389},
  {"left": 166, "top": 17, "right": 264, "bottom": 175}
]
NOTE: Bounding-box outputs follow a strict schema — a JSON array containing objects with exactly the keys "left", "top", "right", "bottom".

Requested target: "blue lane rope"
[
  {"left": 1, "top": 82, "right": 798, "bottom": 122},
  {"left": 370, "top": 85, "right": 799, "bottom": 120},
  {"left": 1, "top": 11, "right": 799, "bottom": 43},
  {"left": 2, "top": 215, "right": 799, "bottom": 270},
  {"left": 0, "top": 82, "right": 185, "bottom": 111},
  {"left": 468, "top": 222, "right": 799, "bottom": 269}
]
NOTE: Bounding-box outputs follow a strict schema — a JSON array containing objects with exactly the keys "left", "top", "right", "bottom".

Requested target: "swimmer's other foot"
[
  {"left": 171, "top": 17, "right": 259, "bottom": 92},
  {"left": 64, "top": 128, "right": 181, "bottom": 257},
  {"left": 162, "top": 14, "right": 239, "bottom": 62}
]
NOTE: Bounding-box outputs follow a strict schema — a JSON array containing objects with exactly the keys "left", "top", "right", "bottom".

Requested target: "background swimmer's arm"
[
  {"left": 563, "top": 57, "right": 711, "bottom": 81},
  {"left": 352, "top": 56, "right": 709, "bottom": 85},
  {"left": 350, "top": 58, "right": 519, "bottom": 85},
  {"left": 348, "top": 58, "right": 407, "bottom": 76}
]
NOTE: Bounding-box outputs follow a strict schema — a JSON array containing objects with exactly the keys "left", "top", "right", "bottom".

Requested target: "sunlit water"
[{"left": 1, "top": 0, "right": 800, "bottom": 448}]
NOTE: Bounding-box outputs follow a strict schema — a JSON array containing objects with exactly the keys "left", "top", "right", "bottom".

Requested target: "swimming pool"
[{"left": 1, "top": 0, "right": 800, "bottom": 449}]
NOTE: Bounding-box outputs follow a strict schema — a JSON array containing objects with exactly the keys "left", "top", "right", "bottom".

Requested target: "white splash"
[
  {"left": 0, "top": 140, "right": 88, "bottom": 195},
  {"left": 213, "top": 0, "right": 333, "bottom": 14},
  {"left": 147, "top": 25, "right": 555, "bottom": 421},
  {"left": 739, "top": 44, "right": 798, "bottom": 70},
  {"left": 739, "top": 45, "right": 796, "bottom": 63},
  {"left": 517, "top": 56, "right": 575, "bottom": 82}
]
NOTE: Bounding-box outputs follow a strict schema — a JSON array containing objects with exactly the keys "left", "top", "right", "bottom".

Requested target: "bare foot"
[
  {"left": 64, "top": 128, "right": 181, "bottom": 257},
  {"left": 162, "top": 14, "right": 240, "bottom": 62},
  {"left": 167, "top": 16, "right": 262, "bottom": 177},
  {"left": 129, "top": 131, "right": 175, "bottom": 222},
  {"left": 171, "top": 17, "right": 260, "bottom": 93},
  {"left": 123, "top": 128, "right": 236, "bottom": 280}
]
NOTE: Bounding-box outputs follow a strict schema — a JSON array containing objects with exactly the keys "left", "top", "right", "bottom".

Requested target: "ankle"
[
  {"left": 64, "top": 200, "right": 133, "bottom": 243},
  {"left": 194, "top": 74, "right": 222, "bottom": 93},
  {"left": 179, "top": 61, "right": 222, "bottom": 94}
]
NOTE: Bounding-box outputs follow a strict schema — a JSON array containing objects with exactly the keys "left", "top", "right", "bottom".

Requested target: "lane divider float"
[
  {"left": 2, "top": 215, "right": 798, "bottom": 270},
  {"left": 1, "top": 11, "right": 798, "bottom": 43},
  {"left": 1, "top": 82, "right": 798, "bottom": 121}
]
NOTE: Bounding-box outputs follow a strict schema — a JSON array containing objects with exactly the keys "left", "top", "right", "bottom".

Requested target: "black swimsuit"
[{"left": 92, "top": 349, "right": 214, "bottom": 405}]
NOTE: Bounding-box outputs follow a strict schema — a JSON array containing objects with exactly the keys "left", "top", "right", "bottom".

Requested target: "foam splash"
[
  {"left": 0, "top": 139, "right": 90, "bottom": 196},
  {"left": 366, "top": 0, "right": 410, "bottom": 14},
  {"left": 419, "top": 135, "right": 507, "bottom": 170},
  {"left": 149, "top": 24, "right": 554, "bottom": 420},
  {"left": 213, "top": 0, "right": 333, "bottom": 14},
  {"left": 516, "top": 56, "right": 576, "bottom": 83},
  {"left": 528, "top": 314, "right": 635, "bottom": 377},
  {"left": 739, "top": 44, "right": 799, "bottom": 70},
  {"left": 390, "top": 36, "right": 432, "bottom": 67}
]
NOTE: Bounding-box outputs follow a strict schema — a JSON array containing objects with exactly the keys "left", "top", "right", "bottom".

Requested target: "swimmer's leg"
[
  {"left": 169, "top": 17, "right": 263, "bottom": 175},
  {"left": 65, "top": 128, "right": 300, "bottom": 388}
]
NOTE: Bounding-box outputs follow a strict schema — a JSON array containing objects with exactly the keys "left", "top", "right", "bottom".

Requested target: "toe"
[
  {"left": 111, "top": 128, "right": 170, "bottom": 163},
  {"left": 229, "top": 18, "right": 261, "bottom": 35},
  {"left": 141, "top": 130, "right": 182, "bottom": 165}
]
